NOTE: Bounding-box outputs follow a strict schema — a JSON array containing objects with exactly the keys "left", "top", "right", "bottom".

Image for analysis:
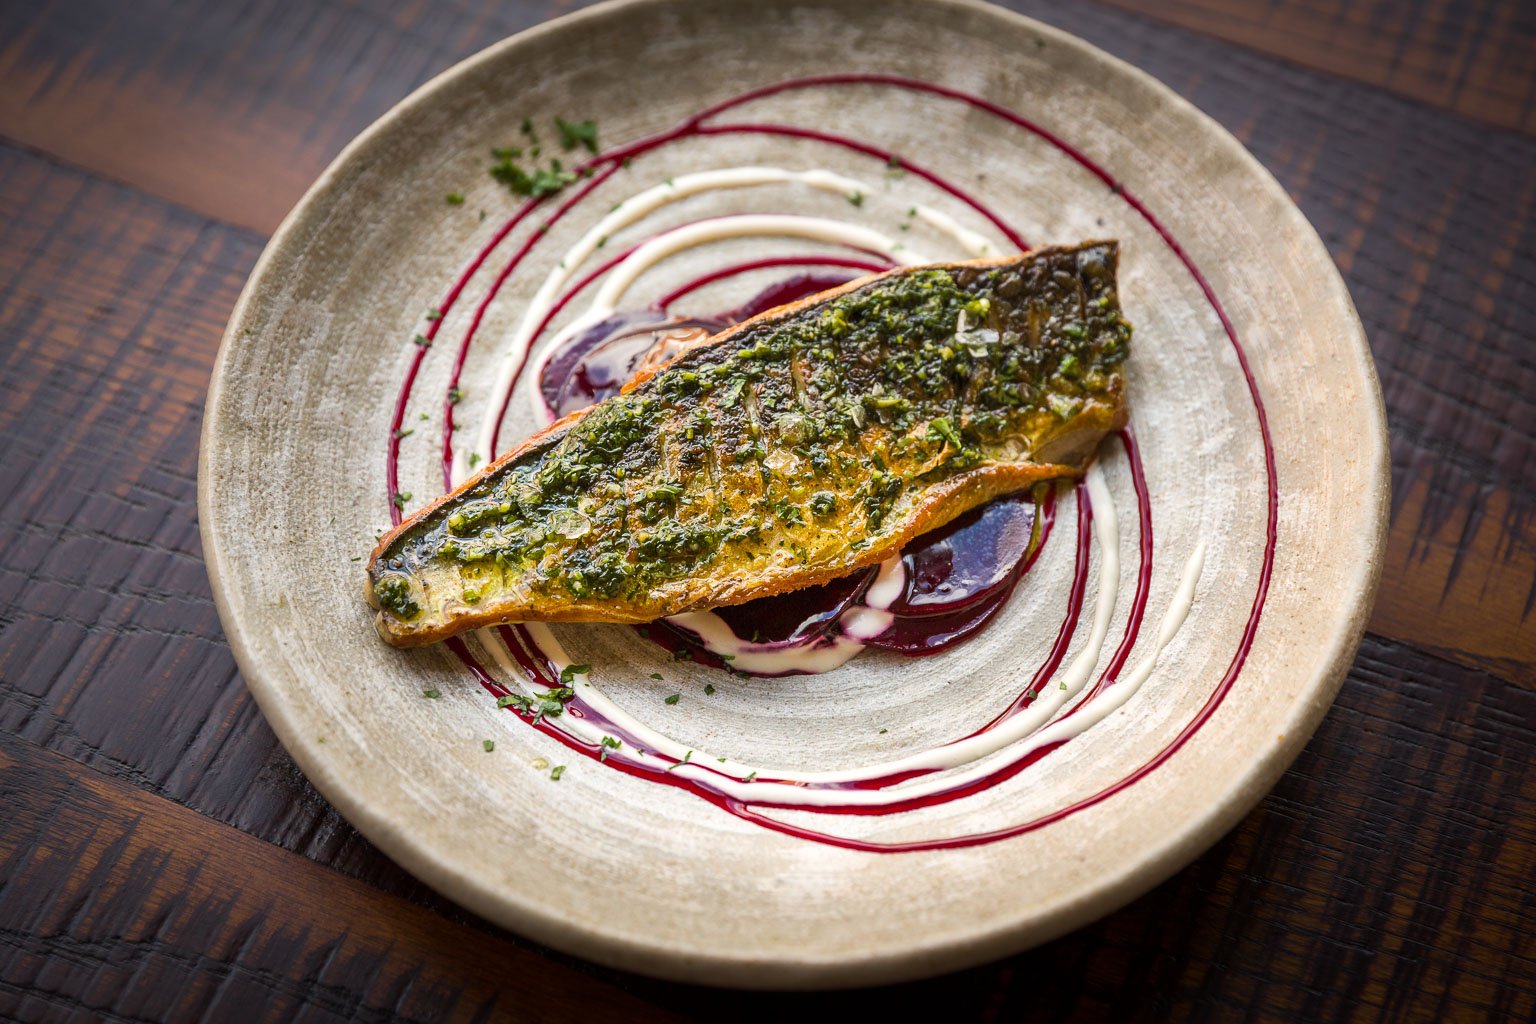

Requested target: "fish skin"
[{"left": 368, "top": 241, "right": 1130, "bottom": 646}]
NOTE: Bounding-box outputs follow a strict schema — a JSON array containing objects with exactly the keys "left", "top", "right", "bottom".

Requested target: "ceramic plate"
[{"left": 200, "top": 0, "right": 1387, "bottom": 988}]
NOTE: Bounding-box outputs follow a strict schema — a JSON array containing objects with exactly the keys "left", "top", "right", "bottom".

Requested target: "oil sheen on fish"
[{"left": 367, "top": 241, "right": 1131, "bottom": 646}]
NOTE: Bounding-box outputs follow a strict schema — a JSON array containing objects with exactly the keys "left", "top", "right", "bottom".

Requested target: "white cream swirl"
[{"left": 454, "top": 163, "right": 1201, "bottom": 815}]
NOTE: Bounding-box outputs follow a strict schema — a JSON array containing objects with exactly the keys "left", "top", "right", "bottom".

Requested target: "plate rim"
[{"left": 198, "top": 0, "right": 1390, "bottom": 988}]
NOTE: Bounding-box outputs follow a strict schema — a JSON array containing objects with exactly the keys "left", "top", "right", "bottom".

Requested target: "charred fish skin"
[{"left": 369, "top": 241, "right": 1130, "bottom": 646}]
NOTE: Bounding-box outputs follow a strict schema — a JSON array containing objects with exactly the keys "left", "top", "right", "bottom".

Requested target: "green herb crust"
[{"left": 368, "top": 242, "right": 1130, "bottom": 646}]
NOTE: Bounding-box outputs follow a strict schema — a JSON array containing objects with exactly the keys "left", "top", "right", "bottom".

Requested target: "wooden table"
[{"left": 2, "top": 0, "right": 1531, "bottom": 1019}]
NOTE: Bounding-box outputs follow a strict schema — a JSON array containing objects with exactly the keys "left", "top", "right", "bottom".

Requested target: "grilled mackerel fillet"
[{"left": 368, "top": 241, "right": 1131, "bottom": 646}]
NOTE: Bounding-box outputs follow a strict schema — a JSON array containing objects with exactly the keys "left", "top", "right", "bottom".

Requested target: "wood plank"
[
  {"left": 3, "top": 0, "right": 1532, "bottom": 233},
  {"left": 0, "top": 143, "right": 464, "bottom": 908},
  {"left": 0, "top": 0, "right": 561, "bottom": 233},
  {"left": 1374, "top": 478, "right": 1535, "bottom": 685},
  {"left": 0, "top": 733, "right": 673, "bottom": 1023},
  {"left": 1100, "top": 0, "right": 1536, "bottom": 134}
]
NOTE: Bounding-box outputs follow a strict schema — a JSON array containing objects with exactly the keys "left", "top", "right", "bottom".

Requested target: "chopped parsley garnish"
[
  {"left": 467, "top": 452, "right": 481, "bottom": 468},
  {"left": 491, "top": 151, "right": 577, "bottom": 198},
  {"left": 663, "top": 693, "right": 680, "bottom": 705},
  {"left": 529, "top": 162, "right": 577, "bottom": 196},
  {"left": 412, "top": 333, "right": 431, "bottom": 347},
  {"left": 482, "top": 739, "right": 495, "bottom": 752},
  {"left": 426, "top": 308, "right": 442, "bottom": 321},
  {"left": 559, "top": 663, "right": 590, "bottom": 684},
  {"left": 448, "top": 386, "right": 463, "bottom": 404},
  {"left": 392, "top": 428, "right": 413, "bottom": 440},
  {"left": 445, "top": 192, "right": 465, "bottom": 205},
  {"left": 847, "top": 191, "right": 865, "bottom": 207},
  {"left": 667, "top": 750, "right": 692, "bottom": 771},
  {"left": 927, "top": 416, "right": 964, "bottom": 450},
  {"left": 649, "top": 672, "right": 663, "bottom": 680},
  {"left": 490, "top": 120, "right": 593, "bottom": 199},
  {"left": 496, "top": 686, "right": 576, "bottom": 722},
  {"left": 703, "top": 683, "right": 716, "bottom": 696},
  {"left": 549, "top": 764, "right": 566, "bottom": 781},
  {"left": 555, "top": 117, "right": 599, "bottom": 154},
  {"left": 599, "top": 735, "right": 621, "bottom": 761},
  {"left": 422, "top": 689, "right": 441, "bottom": 699},
  {"left": 391, "top": 492, "right": 411, "bottom": 511}
]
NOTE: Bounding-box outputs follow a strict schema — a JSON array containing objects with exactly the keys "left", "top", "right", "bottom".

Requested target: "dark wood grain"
[
  {"left": 1102, "top": 0, "right": 1536, "bottom": 134},
  {"left": 0, "top": 0, "right": 1531, "bottom": 1019},
  {"left": 0, "top": 0, "right": 565, "bottom": 233},
  {"left": 0, "top": 733, "right": 672, "bottom": 1023},
  {"left": 0, "top": 143, "right": 476, "bottom": 910}
]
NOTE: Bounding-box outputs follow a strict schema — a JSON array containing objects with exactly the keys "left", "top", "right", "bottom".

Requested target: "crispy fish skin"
[{"left": 368, "top": 241, "right": 1130, "bottom": 646}]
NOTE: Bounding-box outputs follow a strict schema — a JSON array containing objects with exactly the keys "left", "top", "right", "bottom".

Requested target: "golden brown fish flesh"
[{"left": 368, "top": 241, "right": 1131, "bottom": 646}]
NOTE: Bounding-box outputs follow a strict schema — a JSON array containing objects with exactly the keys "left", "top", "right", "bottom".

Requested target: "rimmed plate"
[{"left": 200, "top": 0, "right": 1387, "bottom": 988}]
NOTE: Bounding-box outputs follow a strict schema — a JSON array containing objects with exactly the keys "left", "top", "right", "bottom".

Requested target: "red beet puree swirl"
[
  {"left": 386, "top": 73, "right": 1278, "bottom": 853},
  {"left": 534, "top": 272, "right": 1060, "bottom": 673}
]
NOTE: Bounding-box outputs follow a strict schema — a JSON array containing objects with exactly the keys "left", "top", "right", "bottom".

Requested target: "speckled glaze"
[{"left": 199, "top": 0, "right": 1388, "bottom": 989}]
